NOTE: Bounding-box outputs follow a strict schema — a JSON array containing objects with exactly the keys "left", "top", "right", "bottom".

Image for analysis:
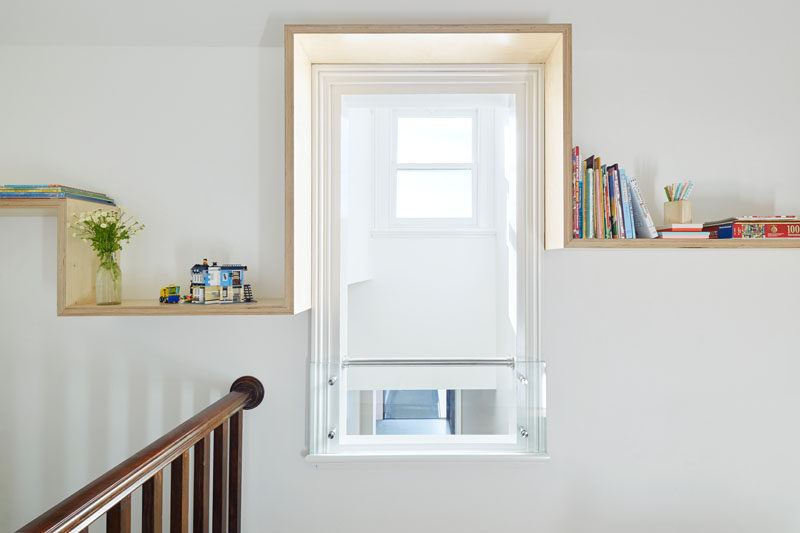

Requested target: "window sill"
[
  {"left": 371, "top": 229, "right": 496, "bottom": 238},
  {"left": 305, "top": 452, "right": 549, "bottom": 463}
]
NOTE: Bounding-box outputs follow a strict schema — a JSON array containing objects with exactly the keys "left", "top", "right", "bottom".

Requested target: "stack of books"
[
  {"left": 0, "top": 184, "right": 115, "bottom": 205},
  {"left": 572, "top": 147, "right": 658, "bottom": 239},
  {"left": 656, "top": 223, "right": 710, "bottom": 239},
  {"left": 704, "top": 216, "right": 800, "bottom": 239}
]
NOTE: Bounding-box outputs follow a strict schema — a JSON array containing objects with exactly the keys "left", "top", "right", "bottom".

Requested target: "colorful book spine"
[
  {"left": 617, "top": 168, "right": 627, "bottom": 238},
  {"left": 582, "top": 157, "right": 588, "bottom": 238},
  {"left": 607, "top": 167, "right": 615, "bottom": 237},
  {"left": 614, "top": 168, "right": 628, "bottom": 239},
  {"left": 620, "top": 170, "right": 635, "bottom": 239},
  {"left": 588, "top": 168, "right": 594, "bottom": 238},
  {"left": 594, "top": 162, "right": 605, "bottom": 239},
  {"left": 573, "top": 147, "right": 580, "bottom": 238},
  {"left": 594, "top": 157, "right": 601, "bottom": 239},
  {"left": 578, "top": 179, "right": 584, "bottom": 238},
  {"left": 615, "top": 168, "right": 625, "bottom": 238},
  {"left": 584, "top": 156, "right": 594, "bottom": 238},
  {"left": 602, "top": 164, "right": 609, "bottom": 238}
]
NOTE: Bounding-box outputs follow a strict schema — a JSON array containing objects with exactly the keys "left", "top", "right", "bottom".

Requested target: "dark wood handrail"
[{"left": 17, "top": 376, "right": 265, "bottom": 533}]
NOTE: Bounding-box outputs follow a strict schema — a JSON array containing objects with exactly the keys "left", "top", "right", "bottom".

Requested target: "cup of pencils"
[{"left": 663, "top": 181, "right": 694, "bottom": 225}]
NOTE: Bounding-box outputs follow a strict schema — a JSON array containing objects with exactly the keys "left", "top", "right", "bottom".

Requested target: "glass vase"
[{"left": 96, "top": 252, "right": 122, "bottom": 305}]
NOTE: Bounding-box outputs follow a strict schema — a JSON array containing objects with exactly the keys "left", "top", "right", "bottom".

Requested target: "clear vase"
[{"left": 96, "top": 252, "right": 122, "bottom": 305}]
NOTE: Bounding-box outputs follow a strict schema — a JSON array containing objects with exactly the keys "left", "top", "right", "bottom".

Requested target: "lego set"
[{"left": 159, "top": 258, "right": 254, "bottom": 304}]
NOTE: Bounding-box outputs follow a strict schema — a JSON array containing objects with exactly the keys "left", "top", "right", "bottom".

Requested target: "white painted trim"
[
  {"left": 310, "top": 63, "right": 544, "bottom": 457},
  {"left": 306, "top": 453, "right": 550, "bottom": 464},
  {"left": 370, "top": 229, "right": 496, "bottom": 238}
]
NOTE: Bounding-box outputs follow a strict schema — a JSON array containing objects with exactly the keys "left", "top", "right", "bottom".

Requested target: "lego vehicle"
[{"left": 159, "top": 284, "right": 181, "bottom": 303}]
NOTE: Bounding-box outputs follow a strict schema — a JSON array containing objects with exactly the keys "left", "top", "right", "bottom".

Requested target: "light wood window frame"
[{"left": 285, "top": 24, "right": 574, "bottom": 317}]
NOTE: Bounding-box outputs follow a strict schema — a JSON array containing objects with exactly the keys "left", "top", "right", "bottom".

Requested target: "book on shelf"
[
  {"left": 657, "top": 231, "right": 710, "bottom": 239},
  {"left": 583, "top": 154, "right": 594, "bottom": 238},
  {"left": 0, "top": 184, "right": 115, "bottom": 206},
  {"left": 572, "top": 147, "right": 580, "bottom": 238},
  {"left": 0, "top": 192, "right": 115, "bottom": 205},
  {"left": 572, "top": 149, "right": 658, "bottom": 239},
  {"left": 619, "top": 169, "right": 632, "bottom": 238},
  {"left": 607, "top": 163, "right": 620, "bottom": 238},
  {"left": 704, "top": 217, "right": 800, "bottom": 239},
  {"left": 628, "top": 176, "right": 658, "bottom": 238},
  {"left": 656, "top": 223, "right": 704, "bottom": 232}
]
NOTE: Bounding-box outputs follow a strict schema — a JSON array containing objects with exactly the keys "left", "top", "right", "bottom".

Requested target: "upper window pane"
[{"left": 397, "top": 116, "right": 473, "bottom": 164}]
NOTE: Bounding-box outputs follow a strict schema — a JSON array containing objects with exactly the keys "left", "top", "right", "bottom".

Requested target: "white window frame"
[
  {"left": 309, "top": 64, "right": 545, "bottom": 460},
  {"left": 389, "top": 108, "right": 479, "bottom": 228}
]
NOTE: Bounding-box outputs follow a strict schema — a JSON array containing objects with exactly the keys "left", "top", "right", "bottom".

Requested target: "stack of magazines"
[{"left": 0, "top": 184, "right": 115, "bottom": 205}]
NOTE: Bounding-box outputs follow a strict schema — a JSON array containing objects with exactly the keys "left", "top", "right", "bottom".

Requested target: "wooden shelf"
[
  {"left": 1, "top": 198, "right": 292, "bottom": 316},
  {"left": 62, "top": 299, "right": 289, "bottom": 316},
  {"left": 566, "top": 238, "right": 800, "bottom": 249}
]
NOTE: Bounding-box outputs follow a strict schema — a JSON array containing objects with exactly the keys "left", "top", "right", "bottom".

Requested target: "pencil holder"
[{"left": 664, "top": 200, "right": 692, "bottom": 225}]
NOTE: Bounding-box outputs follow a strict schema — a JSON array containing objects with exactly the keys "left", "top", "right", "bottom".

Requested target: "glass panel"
[
  {"left": 397, "top": 116, "right": 473, "bottom": 164},
  {"left": 310, "top": 361, "right": 545, "bottom": 454},
  {"left": 395, "top": 169, "right": 472, "bottom": 219}
]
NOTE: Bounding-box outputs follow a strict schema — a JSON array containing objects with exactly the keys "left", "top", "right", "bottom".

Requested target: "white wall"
[
  {"left": 0, "top": 46, "right": 285, "bottom": 299},
  {"left": 2, "top": 1, "right": 800, "bottom": 532},
  {"left": 348, "top": 237, "right": 498, "bottom": 357}
]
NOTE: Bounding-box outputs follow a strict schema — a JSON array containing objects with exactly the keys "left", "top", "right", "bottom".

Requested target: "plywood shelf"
[
  {"left": 62, "top": 299, "right": 289, "bottom": 316},
  {"left": 566, "top": 238, "right": 800, "bottom": 249},
  {"left": 1, "top": 198, "right": 292, "bottom": 316}
]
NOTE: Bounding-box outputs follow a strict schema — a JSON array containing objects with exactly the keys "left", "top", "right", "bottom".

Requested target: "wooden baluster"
[
  {"left": 143, "top": 470, "right": 163, "bottom": 533},
  {"left": 170, "top": 452, "right": 190, "bottom": 533},
  {"left": 212, "top": 420, "right": 229, "bottom": 533},
  {"left": 106, "top": 494, "right": 131, "bottom": 533},
  {"left": 194, "top": 435, "right": 211, "bottom": 532},
  {"left": 228, "top": 412, "right": 243, "bottom": 533}
]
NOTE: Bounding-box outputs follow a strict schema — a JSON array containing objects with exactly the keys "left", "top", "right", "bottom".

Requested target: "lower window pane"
[{"left": 395, "top": 169, "right": 473, "bottom": 219}]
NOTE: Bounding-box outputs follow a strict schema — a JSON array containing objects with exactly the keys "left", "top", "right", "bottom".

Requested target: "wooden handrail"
[{"left": 17, "top": 376, "right": 265, "bottom": 533}]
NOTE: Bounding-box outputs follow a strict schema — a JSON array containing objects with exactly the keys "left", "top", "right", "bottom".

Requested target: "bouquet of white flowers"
[
  {"left": 68, "top": 208, "right": 144, "bottom": 305},
  {"left": 69, "top": 208, "right": 144, "bottom": 255}
]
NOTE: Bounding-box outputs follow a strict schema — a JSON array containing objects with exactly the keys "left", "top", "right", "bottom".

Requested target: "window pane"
[
  {"left": 396, "top": 169, "right": 472, "bottom": 219},
  {"left": 397, "top": 116, "right": 473, "bottom": 164}
]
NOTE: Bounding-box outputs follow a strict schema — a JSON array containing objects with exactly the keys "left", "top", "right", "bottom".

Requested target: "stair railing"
[{"left": 16, "top": 376, "right": 265, "bottom": 533}]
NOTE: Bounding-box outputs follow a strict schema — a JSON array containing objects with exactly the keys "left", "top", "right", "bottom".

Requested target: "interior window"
[
  {"left": 310, "top": 67, "right": 545, "bottom": 457},
  {"left": 392, "top": 113, "right": 476, "bottom": 225}
]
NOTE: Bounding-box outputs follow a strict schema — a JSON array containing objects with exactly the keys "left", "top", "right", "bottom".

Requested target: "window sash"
[{"left": 389, "top": 109, "right": 479, "bottom": 227}]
